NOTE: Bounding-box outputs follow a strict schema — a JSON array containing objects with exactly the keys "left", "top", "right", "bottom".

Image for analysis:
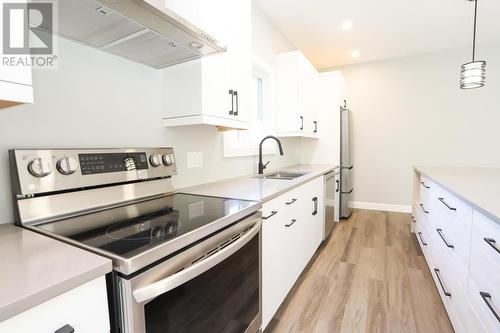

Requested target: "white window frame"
[{"left": 223, "top": 56, "right": 277, "bottom": 157}]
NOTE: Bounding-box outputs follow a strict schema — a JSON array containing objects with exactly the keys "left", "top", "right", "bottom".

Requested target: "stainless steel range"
[{"left": 9, "top": 148, "right": 262, "bottom": 333}]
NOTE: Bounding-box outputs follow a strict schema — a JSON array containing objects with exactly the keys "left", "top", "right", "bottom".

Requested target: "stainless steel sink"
[{"left": 257, "top": 172, "right": 308, "bottom": 180}]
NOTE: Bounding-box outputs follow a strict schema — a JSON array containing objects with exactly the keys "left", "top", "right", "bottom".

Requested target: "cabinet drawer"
[
  {"left": 415, "top": 224, "right": 433, "bottom": 265},
  {"left": 469, "top": 236, "right": 500, "bottom": 332},
  {"left": 430, "top": 215, "right": 470, "bottom": 290},
  {"left": 262, "top": 194, "right": 288, "bottom": 222},
  {"left": 432, "top": 184, "right": 473, "bottom": 236},
  {"left": 429, "top": 256, "right": 484, "bottom": 333},
  {"left": 0, "top": 276, "right": 109, "bottom": 333},
  {"left": 472, "top": 211, "right": 500, "bottom": 268}
]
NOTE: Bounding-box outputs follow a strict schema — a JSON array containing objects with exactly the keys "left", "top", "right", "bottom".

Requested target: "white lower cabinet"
[
  {"left": 262, "top": 176, "right": 325, "bottom": 330},
  {"left": 0, "top": 276, "right": 110, "bottom": 333},
  {"left": 413, "top": 171, "right": 499, "bottom": 333}
]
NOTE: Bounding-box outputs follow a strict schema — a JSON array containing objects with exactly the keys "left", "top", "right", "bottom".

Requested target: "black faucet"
[{"left": 258, "top": 135, "right": 284, "bottom": 174}]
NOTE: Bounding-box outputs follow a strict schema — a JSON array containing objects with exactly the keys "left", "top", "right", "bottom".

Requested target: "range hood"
[{"left": 53, "top": 0, "right": 226, "bottom": 68}]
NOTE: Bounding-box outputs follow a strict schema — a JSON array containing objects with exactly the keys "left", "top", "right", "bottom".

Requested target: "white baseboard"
[{"left": 348, "top": 201, "right": 412, "bottom": 213}]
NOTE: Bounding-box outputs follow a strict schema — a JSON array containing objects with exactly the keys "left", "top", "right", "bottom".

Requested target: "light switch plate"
[{"left": 187, "top": 152, "right": 203, "bottom": 168}]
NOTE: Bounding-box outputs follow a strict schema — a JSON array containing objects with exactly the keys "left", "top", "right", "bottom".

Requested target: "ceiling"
[{"left": 254, "top": 0, "right": 500, "bottom": 69}]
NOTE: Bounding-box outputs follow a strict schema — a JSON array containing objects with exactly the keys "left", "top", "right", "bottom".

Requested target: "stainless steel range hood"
[{"left": 53, "top": 0, "right": 226, "bottom": 68}]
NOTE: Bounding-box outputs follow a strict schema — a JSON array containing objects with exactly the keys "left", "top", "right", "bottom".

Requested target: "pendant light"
[{"left": 460, "top": 0, "right": 486, "bottom": 89}]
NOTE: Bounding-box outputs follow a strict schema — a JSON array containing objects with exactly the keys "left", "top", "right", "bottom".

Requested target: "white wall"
[
  {"left": 332, "top": 43, "right": 500, "bottom": 210},
  {"left": 0, "top": 4, "right": 297, "bottom": 224}
]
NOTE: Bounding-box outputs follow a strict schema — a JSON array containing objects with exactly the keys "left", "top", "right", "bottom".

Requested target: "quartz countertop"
[
  {"left": 0, "top": 224, "right": 112, "bottom": 322},
  {"left": 414, "top": 166, "right": 500, "bottom": 225},
  {"left": 180, "top": 164, "right": 338, "bottom": 202}
]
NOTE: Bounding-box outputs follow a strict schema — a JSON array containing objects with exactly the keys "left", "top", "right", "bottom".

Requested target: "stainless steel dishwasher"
[{"left": 324, "top": 167, "right": 340, "bottom": 240}]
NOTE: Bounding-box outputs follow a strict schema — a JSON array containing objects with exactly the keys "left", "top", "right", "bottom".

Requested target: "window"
[{"left": 223, "top": 57, "right": 277, "bottom": 157}]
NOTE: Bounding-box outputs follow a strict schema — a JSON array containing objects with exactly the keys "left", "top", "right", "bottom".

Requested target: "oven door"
[{"left": 116, "top": 212, "right": 262, "bottom": 333}]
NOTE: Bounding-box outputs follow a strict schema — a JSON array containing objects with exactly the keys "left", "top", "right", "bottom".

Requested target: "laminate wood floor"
[{"left": 265, "top": 209, "right": 454, "bottom": 333}]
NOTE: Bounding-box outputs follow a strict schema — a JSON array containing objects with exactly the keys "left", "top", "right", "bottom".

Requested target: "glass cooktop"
[{"left": 36, "top": 193, "right": 256, "bottom": 259}]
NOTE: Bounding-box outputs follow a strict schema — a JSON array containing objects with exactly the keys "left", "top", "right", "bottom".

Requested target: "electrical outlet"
[{"left": 187, "top": 152, "right": 203, "bottom": 168}]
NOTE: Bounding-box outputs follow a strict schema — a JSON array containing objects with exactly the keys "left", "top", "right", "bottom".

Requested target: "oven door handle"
[{"left": 132, "top": 220, "right": 261, "bottom": 304}]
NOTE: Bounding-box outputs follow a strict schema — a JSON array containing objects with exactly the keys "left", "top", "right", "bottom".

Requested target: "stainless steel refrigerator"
[{"left": 340, "top": 104, "right": 353, "bottom": 218}]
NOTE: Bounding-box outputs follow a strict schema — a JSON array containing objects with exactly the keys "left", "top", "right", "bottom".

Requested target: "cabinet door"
[
  {"left": 262, "top": 197, "right": 292, "bottom": 330},
  {"left": 299, "top": 58, "right": 319, "bottom": 135},
  {"left": 309, "top": 176, "right": 325, "bottom": 253},
  {"left": 274, "top": 54, "right": 300, "bottom": 133},
  {"left": 227, "top": 0, "right": 251, "bottom": 123},
  {"left": 200, "top": 0, "right": 233, "bottom": 120}
]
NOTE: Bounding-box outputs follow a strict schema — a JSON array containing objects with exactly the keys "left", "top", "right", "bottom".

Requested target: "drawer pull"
[
  {"left": 433, "top": 268, "right": 451, "bottom": 297},
  {"left": 419, "top": 203, "right": 429, "bottom": 214},
  {"left": 285, "top": 219, "right": 297, "bottom": 227},
  {"left": 286, "top": 198, "right": 297, "bottom": 205},
  {"left": 438, "top": 197, "right": 457, "bottom": 211},
  {"left": 484, "top": 238, "right": 500, "bottom": 255},
  {"left": 436, "top": 229, "right": 454, "bottom": 249},
  {"left": 411, "top": 216, "right": 416, "bottom": 223},
  {"left": 420, "top": 181, "right": 430, "bottom": 189},
  {"left": 262, "top": 211, "right": 277, "bottom": 220},
  {"left": 480, "top": 292, "right": 500, "bottom": 323},
  {"left": 312, "top": 197, "right": 318, "bottom": 215},
  {"left": 417, "top": 232, "right": 427, "bottom": 246},
  {"left": 55, "top": 324, "right": 75, "bottom": 333}
]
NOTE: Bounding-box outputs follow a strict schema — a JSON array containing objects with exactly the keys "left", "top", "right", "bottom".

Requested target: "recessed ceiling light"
[
  {"left": 351, "top": 50, "right": 360, "bottom": 58},
  {"left": 341, "top": 20, "right": 353, "bottom": 31}
]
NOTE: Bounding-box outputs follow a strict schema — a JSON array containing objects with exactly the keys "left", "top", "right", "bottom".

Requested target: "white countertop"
[
  {"left": 0, "top": 224, "right": 112, "bottom": 322},
  {"left": 180, "top": 164, "right": 337, "bottom": 202},
  {"left": 414, "top": 166, "right": 500, "bottom": 225}
]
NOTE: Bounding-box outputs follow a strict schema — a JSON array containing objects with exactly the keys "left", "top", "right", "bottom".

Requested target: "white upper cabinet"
[
  {"left": 0, "top": 0, "right": 33, "bottom": 109},
  {"left": 161, "top": 0, "right": 251, "bottom": 129},
  {"left": 273, "top": 51, "right": 319, "bottom": 138}
]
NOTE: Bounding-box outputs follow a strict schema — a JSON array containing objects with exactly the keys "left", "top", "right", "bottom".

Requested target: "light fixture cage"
[{"left": 460, "top": 60, "right": 486, "bottom": 89}]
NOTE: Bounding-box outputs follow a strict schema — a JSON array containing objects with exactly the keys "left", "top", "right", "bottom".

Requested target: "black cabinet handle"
[
  {"left": 55, "top": 324, "right": 75, "bottom": 333},
  {"left": 410, "top": 215, "right": 416, "bottom": 223},
  {"left": 480, "top": 292, "right": 500, "bottom": 323},
  {"left": 262, "top": 211, "right": 277, "bottom": 220},
  {"left": 436, "top": 228, "right": 454, "bottom": 248},
  {"left": 420, "top": 181, "right": 430, "bottom": 189},
  {"left": 300, "top": 116, "right": 304, "bottom": 130},
  {"left": 342, "top": 165, "right": 354, "bottom": 170},
  {"left": 433, "top": 268, "right": 451, "bottom": 297},
  {"left": 312, "top": 197, "right": 318, "bottom": 215},
  {"left": 313, "top": 121, "right": 317, "bottom": 133},
  {"left": 438, "top": 197, "right": 456, "bottom": 211},
  {"left": 484, "top": 238, "right": 500, "bottom": 255},
  {"left": 286, "top": 198, "right": 297, "bottom": 205},
  {"left": 228, "top": 89, "right": 234, "bottom": 115},
  {"left": 417, "top": 232, "right": 427, "bottom": 246},
  {"left": 335, "top": 179, "right": 339, "bottom": 193},
  {"left": 342, "top": 189, "right": 353, "bottom": 194},
  {"left": 233, "top": 90, "right": 239, "bottom": 116},
  {"left": 285, "top": 219, "right": 297, "bottom": 227},
  {"left": 419, "top": 203, "right": 429, "bottom": 214}
]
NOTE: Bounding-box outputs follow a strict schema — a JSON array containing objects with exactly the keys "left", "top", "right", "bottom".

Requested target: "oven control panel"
[{"left": 10, "top": 148, "right": 177, "bottom": 195}]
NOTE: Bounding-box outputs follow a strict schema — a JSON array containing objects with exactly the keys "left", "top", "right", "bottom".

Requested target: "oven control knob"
[
  {"left": 56, "top": 157, "right": 78, "bottom": 175},
  {"left": 162, "top": 154, "right": 172, "bottom": 166},
  {"left": 149, "top": 154, "right": 162, "bottom": 167},
  {"left": 28, "top": 158, "right": 53, "bottom": 178}
]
